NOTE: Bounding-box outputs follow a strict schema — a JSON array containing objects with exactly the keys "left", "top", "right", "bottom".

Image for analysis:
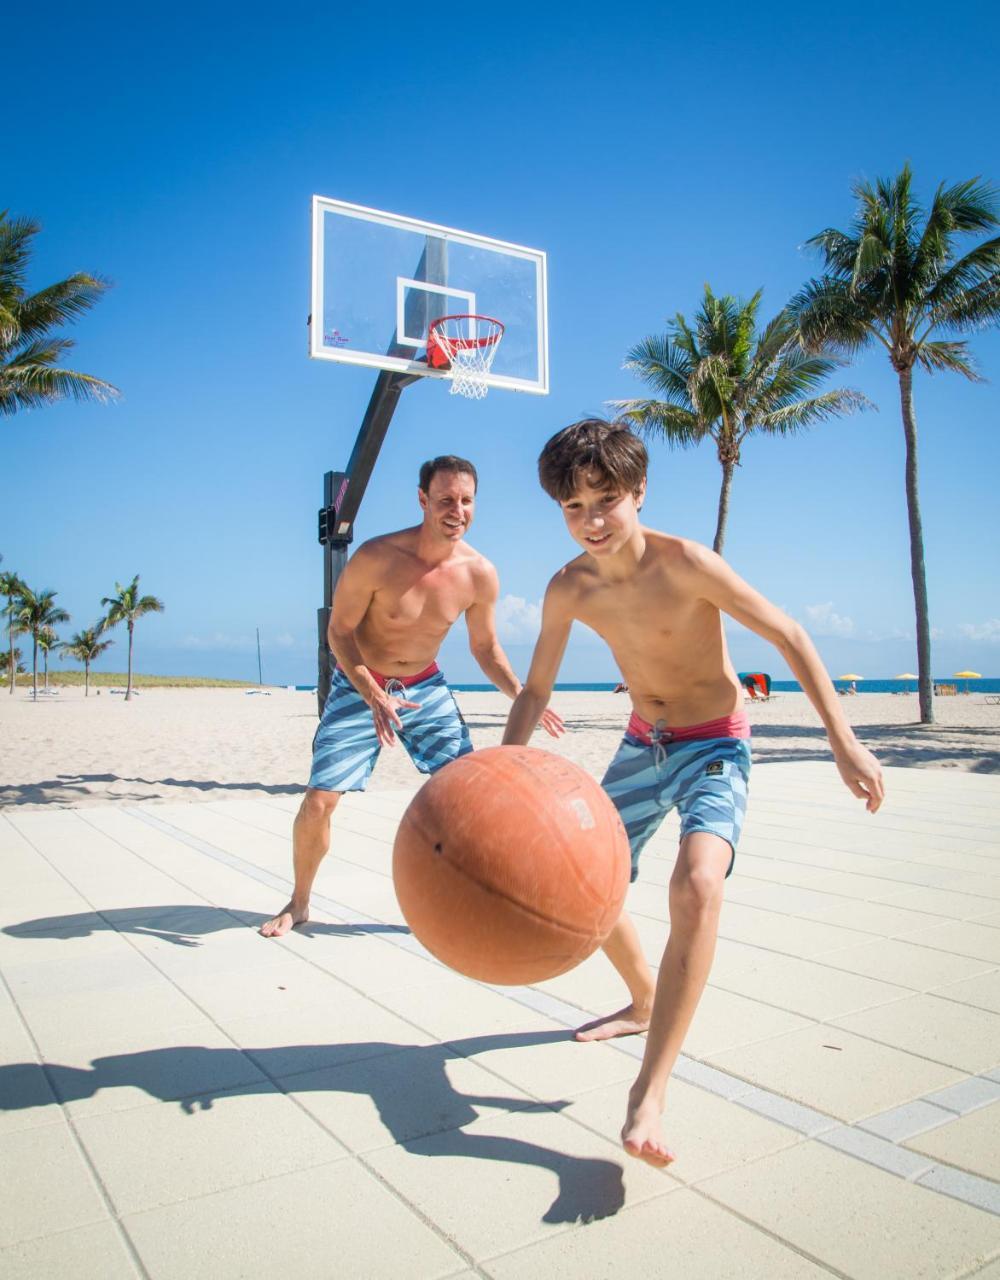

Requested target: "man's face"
[
  {"left": 560, "top": 472, "right": 644, "bottom": 558},
  {"left": 418, "top": 469, "right": 476, "bottom": 542}
]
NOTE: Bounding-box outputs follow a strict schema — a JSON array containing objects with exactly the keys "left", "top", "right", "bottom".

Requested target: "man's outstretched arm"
[{"left": 467, "top": 564, "right": 564, "bottom": 738}]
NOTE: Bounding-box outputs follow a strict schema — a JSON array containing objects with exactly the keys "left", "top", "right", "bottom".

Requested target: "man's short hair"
[
  {"left": 419, "top": 455, "right": 479, "bottom": 494},
  {"left": 538, "top": 418, "right": 648, "bottom": 502}
]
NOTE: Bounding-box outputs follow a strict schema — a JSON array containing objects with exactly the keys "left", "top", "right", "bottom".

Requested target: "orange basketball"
[{"left": 392, "top": 745, "right": 631, "bottom": 985}]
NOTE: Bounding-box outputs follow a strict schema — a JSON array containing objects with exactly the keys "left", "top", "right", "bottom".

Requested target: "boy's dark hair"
[
  {"left": 538, "top": 418, "right": 648, "bottom": 502},
  {"left": 418, "top": 455, "right": 478, "bottom": 493}
]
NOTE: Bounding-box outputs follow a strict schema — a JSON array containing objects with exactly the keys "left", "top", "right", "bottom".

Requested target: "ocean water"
[
  {"left": 294, "top": 678, "right": 998, "bottom": 694},
  {"left": 450, "top": 678, "right": 1000, "bottom": 695}
]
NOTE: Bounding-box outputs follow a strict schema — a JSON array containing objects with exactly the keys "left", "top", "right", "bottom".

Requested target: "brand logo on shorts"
[{"left": 706, "top": 760, "right": 724, "bottom": 776}]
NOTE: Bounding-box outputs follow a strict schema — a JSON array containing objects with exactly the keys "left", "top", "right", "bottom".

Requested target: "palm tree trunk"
[
  {"left": 898, "top": 368, "right": 933, "bottom": 725},
  {"left": 8, "top": 613, "right": 15, "bottom": 693},
  {"left": 32, "top": 636, "right": 38, "bottom": 700},
  {"left": 85, "top": 659, "right": 90, "bottom": 696},
  {"left": 714, "top": 460, "right": 735, "bottom": 555},
  {"left": 126, "top": 622, "right": 134, "bottom": 701},
  {"left": 43, "top": 652, "right": 48, "bottom": 691}
]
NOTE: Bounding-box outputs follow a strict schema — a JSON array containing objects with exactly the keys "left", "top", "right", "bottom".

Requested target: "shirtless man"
[
  {"left": 503, "top": 419, "right": 883, "bottom": 1166},
  {"left": 261, "top": 454, "right": 562, "bottom": 938}
]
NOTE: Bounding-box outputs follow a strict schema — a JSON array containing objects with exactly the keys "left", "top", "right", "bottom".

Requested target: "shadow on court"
[
  {"left": 0, "top": 1031, "right": 627, "bottom": 1224},
  {"left": 751, "top": 721, "right": 1000, "bottom": 772},
  {"left": 3, "top": 905, "right": 409, "bottom": 947},
  {"left": 0, "top": 773, "right": 305, "bottom": 805}
]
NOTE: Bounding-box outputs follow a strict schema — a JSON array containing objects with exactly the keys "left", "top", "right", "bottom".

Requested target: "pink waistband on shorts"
[
  {"left": 627, "top": 710, "right": 751, "bottom": 745},
  {"left": 337, "top": 662, "right": 440, "bottom": 689}
]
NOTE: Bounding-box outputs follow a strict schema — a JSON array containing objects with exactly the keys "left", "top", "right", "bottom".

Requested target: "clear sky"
[{"left": 5, "top": 0, "right": 999, "bottom": 686}]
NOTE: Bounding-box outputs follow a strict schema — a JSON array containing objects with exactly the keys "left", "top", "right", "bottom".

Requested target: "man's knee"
[{"left": 298, "top": 787, "right": 342, "bottom": 822}]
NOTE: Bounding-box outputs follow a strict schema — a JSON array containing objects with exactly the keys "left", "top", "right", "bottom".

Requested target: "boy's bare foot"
[
  {"left": 621, "top": 1094, "right": 675, "bottom": 1168},
  {"left": 574, "top": 1002, "right": 652, "bottom": 1042},
  {"left": 259, "top": 901, "right": 309, "bottom": 937}
]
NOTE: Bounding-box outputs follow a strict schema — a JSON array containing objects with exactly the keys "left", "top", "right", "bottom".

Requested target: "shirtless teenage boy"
[
  {"left": 503, "top": 419, "right": 883, "bottom": 1167},
  {"left": 261, "top": 455, "right": 562, "bottom": 938}
]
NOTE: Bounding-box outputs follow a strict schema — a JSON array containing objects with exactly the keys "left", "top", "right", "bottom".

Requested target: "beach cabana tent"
[{"left": 738, "top": 671, "right": 771, "bottom": 699}]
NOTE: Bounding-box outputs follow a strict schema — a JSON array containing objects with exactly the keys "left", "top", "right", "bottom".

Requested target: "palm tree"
[
  {"left": 0, "top": 645, "right": 24, "bottom": 680},
  {"left": 61, "top": 625, "right": 114, "bottom": 696},
  {"left": 15, "top": 587, "right": 70, "bottom": 699},
  {"left": 612, "top": 286, "right": 869, "bottom": 554},
  {"left": 0, "top": 561, "right": 26, "bottom": 693},
  {"left": 37, "top": 626, "right": 60, "bottom": 691},
  {"left": 0, "top": 210, "right": 119, "bottom": 417},
  {"left": 792, "top": 166, "right": 1000, "bottom": 724},
  {"left": 101, "top": 576, "right": 164, "bottom": 700}
]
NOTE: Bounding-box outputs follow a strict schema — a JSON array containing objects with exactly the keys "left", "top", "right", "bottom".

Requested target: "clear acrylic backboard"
[{"left": 310, "top": 196, "right": 549, "bottom": 395}]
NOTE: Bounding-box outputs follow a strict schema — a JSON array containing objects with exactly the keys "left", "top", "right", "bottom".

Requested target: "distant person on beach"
[
  {"left": 502, "top": 419, "right": 883, "bottom": 1168},
  {"left": 260, "top": 455, "right": 563, "bottom": 938}
]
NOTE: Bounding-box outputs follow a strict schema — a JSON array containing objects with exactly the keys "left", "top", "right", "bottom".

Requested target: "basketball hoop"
[{"left": 427, "top": 314, "right": 505, "bottom": 399}]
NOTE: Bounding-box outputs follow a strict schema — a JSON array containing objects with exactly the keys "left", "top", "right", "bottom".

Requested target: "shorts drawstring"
[
  {"left": 651, "top": 719, "right": 672, "bottom": 773},
  {"left": 384, "top": 678, "right": 407, "bottom": 701}
]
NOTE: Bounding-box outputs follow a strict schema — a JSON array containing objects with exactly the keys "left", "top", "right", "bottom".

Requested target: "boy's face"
[{"left": 559, "top": 472, "right": 645, "bottom": 558}]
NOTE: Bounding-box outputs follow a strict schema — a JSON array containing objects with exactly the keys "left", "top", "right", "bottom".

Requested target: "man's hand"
[
  {"left": 834, "top": 741, "right": 884, "bottom": 813},
  {"left": 539, "top": 706, "right": 565, "bottom": 738},
  {"left": 371, "top": 693, "right": 420, "bottom": 748}
]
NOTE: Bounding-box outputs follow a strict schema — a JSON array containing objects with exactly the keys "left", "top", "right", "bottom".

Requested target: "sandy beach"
[{"left": 1, "top": 685, "right": 998, "bottom": 810}]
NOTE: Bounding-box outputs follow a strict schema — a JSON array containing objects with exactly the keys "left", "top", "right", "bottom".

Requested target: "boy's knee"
[{"left": 670, "top": 861, "right": 725, "bottom": 919}]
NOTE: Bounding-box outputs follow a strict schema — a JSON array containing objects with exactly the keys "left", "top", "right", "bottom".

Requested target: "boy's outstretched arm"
[
  {"left": 503, "top": 579, "right": 574, "bottom": 747},
  {"left": 692, "top": 546, "right": 884, "bottom": 813}
]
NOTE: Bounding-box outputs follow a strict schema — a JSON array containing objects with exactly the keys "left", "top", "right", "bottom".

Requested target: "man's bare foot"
[
  {"left": 574, "top": 1003, "right": 652, "bottom": 1042},
  {"left": 259, "top": 901, "right": 309, "bottom": 938},
  {"left": 621, "top": 1094, "right": 675, "bottom": 1168}
]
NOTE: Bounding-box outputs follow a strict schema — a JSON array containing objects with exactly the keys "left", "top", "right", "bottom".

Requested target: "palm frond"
[
  {"left": 623, "top": 334, "right": 692, "bottom": 405},
  {"left": 788, "top": 277, "right": 876, "bottom": 353},
  {"left": 14, "top": 274, "right": 111, "bottom": 342},
  {"left": 756, "top": 387, "right": 873, "bottom": 435},
  {"left": 915, "top": 340, "right": 981, "bottom": 380},
  {"left": 608, "top": 399, "right": 710, "bottom": 449},
  {"left": 930, "top": 277, "right": 1000, "bottom": 333}
]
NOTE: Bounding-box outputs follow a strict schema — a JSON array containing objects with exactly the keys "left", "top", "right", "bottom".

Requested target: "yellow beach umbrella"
[
  {"left": 837, "top": 674, "right": 864, "bottom": 681},
  {"left": 954, "top": 669, "right": 982, "bottom": 694},
  {"left": 895, "top": 672, "right": 917, "bottom": 692}
]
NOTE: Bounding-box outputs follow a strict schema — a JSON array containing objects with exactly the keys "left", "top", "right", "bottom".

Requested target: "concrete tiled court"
[{"left": 2, "top": 761, "right": 1000, "bottom": 1278}]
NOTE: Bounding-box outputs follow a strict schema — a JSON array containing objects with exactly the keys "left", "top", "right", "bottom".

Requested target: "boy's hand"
[
  {"left": 539, "top": 706, "right": 565, "bottom": 738},
  {"left": 371, "top": 693, "right": 420, "bottom": 747},
  {"left": 834, "top": 742, "right": 884, "bottom": 813}
]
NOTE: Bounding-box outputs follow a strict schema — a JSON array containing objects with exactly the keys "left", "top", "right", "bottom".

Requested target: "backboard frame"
[{"left": 310, "top": 196, "right": 549, "bottom": 395}]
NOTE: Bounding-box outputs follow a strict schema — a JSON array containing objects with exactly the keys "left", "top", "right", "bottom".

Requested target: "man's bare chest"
[{"left": 372, "top": 571, "right": 476, "bottom": 630}]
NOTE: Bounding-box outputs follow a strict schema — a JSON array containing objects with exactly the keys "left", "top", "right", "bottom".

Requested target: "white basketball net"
[{"left": 428, "top": 315, "right": 505, "bottom": 399}]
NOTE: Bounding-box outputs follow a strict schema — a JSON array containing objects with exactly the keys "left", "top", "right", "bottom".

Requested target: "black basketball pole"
[
  {"left": 316, "top": 368, "right": 420, "bottom": 715},
  {"left": 314, "top": 236, "right": 446, "bottom": 715}
]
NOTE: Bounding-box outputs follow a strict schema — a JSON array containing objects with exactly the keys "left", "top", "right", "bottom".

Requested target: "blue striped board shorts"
[
  {"left": 601, "top": 713, "right": 752, "bottom": 882},
  {"left": 308, "top": 664, "right": 473, "bottom": 793}
]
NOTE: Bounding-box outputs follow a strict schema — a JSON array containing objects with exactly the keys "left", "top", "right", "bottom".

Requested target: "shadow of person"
[
  {"left": 2, "top": 906, "right": 408, "bottom": 948},
  {"left": 1, "top": 1029, "right": 627, "bottom": 1224}
]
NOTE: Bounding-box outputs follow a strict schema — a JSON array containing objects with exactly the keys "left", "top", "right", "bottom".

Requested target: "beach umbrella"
[
  {"left": 836, "top": 673, "right": 862, "bottom": 693},
  {"left": 895, "top": 672, "right": 917, "bottom": 692},
  {"left": 954, "top": 670, "right": 982, "bottom": 694}
]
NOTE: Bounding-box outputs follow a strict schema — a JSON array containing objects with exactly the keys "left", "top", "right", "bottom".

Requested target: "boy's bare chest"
[{"left": 575, "top": 574, "right": 705, "bottom": 652}]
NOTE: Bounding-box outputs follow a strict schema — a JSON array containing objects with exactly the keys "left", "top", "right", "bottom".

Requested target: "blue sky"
[{"left": 5, "top": 0, "right": 999, "bottom": 686}]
